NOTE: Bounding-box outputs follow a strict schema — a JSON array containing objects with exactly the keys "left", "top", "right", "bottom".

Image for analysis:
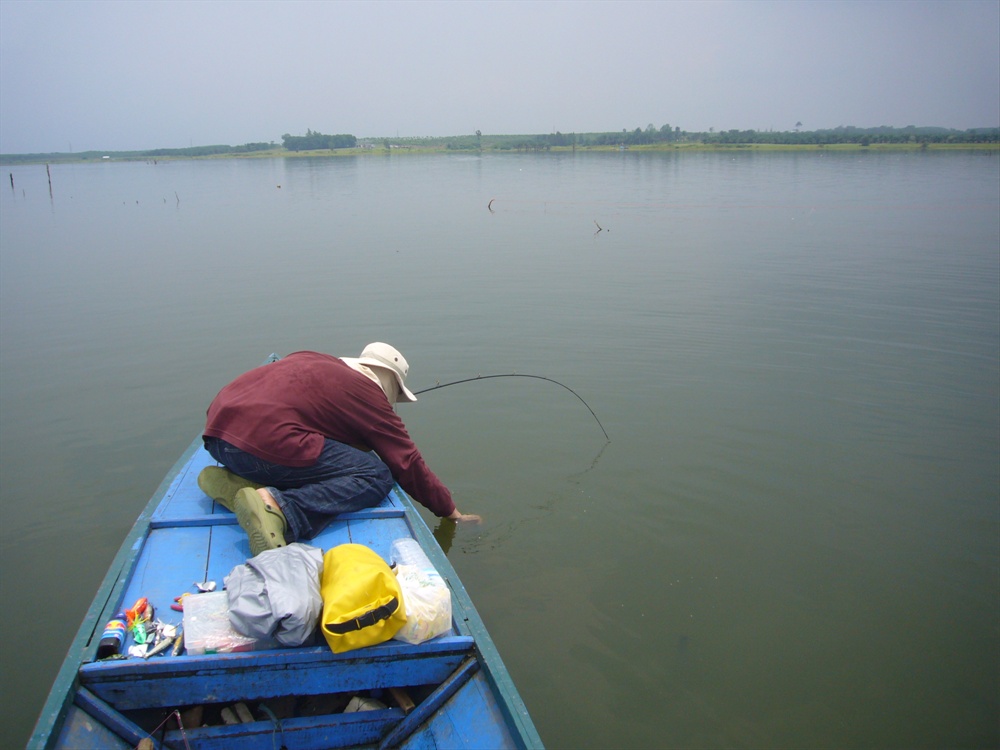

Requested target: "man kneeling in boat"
[{"left": 199, "top": 343, "right": 480, "bottom": 556}]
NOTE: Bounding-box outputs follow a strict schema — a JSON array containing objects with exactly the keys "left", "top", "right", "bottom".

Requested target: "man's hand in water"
[{"left": 448, "top": 509, "right": 482, "bottom": 523}]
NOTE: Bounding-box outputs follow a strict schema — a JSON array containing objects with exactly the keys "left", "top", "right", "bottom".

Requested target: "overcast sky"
[{"left": 1, "top": 0, "right": 997, "bottom": 153}]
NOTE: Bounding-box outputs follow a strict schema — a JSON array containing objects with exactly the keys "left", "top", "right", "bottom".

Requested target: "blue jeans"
[{"left": 203, "top": 437, "right": 394, "bottom": 542}]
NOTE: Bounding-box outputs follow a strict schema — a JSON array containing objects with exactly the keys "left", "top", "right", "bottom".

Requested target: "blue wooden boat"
[{"left": 29, "top": 432, "right": 543, "bottom": 749}]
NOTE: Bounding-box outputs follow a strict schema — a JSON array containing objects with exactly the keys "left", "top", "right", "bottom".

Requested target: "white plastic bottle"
[
  {"left": 391, "top": 538, "right": 438, "bottom": 577},
  {"left": 392, "top": 537, "right": 424, "bottom": 570}
]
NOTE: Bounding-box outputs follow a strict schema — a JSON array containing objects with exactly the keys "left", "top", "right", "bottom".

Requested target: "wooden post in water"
[{"left": 46, "top": 163, "right": 53, "bottom": 200}]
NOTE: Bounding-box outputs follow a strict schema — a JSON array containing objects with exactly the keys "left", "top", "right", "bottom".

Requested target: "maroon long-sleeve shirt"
[{"left": 203, "top": 351, "right": 456, "bottom": 517}]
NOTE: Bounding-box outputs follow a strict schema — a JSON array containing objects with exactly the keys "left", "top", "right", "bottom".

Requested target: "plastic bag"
[
  {"left": 225, "top": 543, "right": 324, "bottom": 647},
  {"left": 391, "top": 538, "right": 452, "bottom": 645},
  {"left": 183, "top": 591, "right": 275, "bottom": 654}
]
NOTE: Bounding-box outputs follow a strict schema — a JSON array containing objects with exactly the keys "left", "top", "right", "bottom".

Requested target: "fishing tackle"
[
  {"left": 144, "top": 633, "right": 177, "bottom": 659},
  {"left": 125, "top": 598, "right": 145, "bottom": 628},
  {"left": 126, "top": 597, "right": 154, "bottom": 643},
  {"left": 414, "top": 374, "right": 610, "bottom": 442},
  {"left": 144, "top": 622, "right": 179, "bottom": 659}
]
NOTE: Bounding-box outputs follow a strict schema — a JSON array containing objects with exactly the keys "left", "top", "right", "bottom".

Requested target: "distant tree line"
[
  {"left": 428, "top": 124, "right": 997, "bottom": 152},
  {"left": 0, "top": 142, "right": 277, "bottom": 163},
  {"left": 432, "top": 124, "right": 997, "bottom": 151},
  {"left": 699, "top": 125, "right": 1000, "bottom": 146},
  {"left": 143, "top": 142, "right": 275, "bottom": 157},
  {"left": 3, "top": 125, "right": 996, "bottom": 165},
  {"left": 281, "top": 130, "right": 357, "bottom": 151},
  {"left": 586, "top": 124, "right": 683, "bottom": 146},
  {"left": 451, "top": 126, "right": 682, "bottom": 151}
]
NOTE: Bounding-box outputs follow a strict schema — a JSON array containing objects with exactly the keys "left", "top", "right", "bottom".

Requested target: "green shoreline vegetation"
[{"left": 2, "top": 125, "right": 997, "bottom": 165}]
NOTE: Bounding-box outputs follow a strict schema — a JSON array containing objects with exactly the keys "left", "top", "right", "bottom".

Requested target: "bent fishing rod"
[{"left": 414, "top": 374, "right": 610, "bottom": 442}]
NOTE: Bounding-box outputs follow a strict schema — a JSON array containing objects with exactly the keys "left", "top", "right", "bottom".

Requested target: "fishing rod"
[{"left": 414, "top": 374, "right": 610, "bottom": 442}]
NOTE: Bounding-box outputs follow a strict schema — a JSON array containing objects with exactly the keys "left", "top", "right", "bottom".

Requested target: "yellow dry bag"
[{"left": 320, "top": 544, "right": 407, "bottom": 653}]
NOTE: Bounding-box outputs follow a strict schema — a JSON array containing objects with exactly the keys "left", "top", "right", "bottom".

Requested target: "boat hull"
[{"left": 30, "top": 436, "right": 542, "bottom": 749}]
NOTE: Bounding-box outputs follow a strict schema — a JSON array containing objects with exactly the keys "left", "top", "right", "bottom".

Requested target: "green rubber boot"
[
  {"left": 231, "top": 487, "right": 287, "bottom": 557},
  {"left": 198, "top": 466, "right": 263, "bottom": 512}
]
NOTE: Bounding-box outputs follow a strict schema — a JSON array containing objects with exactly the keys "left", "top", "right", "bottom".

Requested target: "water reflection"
[{"left": 432, "top": 517, "right": 457, "bottom": 554}]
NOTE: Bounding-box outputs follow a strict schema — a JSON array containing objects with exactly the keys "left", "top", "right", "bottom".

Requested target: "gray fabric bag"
[{"left": 225, "top": 542, "right": 324, "bottom": 647}]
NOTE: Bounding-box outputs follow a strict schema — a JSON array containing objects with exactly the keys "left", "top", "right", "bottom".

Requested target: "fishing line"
[{"left": 414, "top": 374, "right": 610, "bottom": 442}]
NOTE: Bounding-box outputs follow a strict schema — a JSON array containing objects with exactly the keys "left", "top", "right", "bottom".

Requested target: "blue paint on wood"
[
  {"left": 398, "top": 671, "right": 519, "bottom": 750},
  {"left": 55, "top": 704, "right": 133, "bottom": 750},
  {"left": 73, "top": 687, "right": 150, "bottom": 747},
  {"left": 343, "top": 516, "right": 411, "bottom": 560},
  {"left": 379, "top": 656, "right": 479, "bottom": 749},
  {"left": 83, "top": 652, "right": 471, "bottom": 711},
  {"left": 164, "top": 708, "right": 405, "bottom": 750}
]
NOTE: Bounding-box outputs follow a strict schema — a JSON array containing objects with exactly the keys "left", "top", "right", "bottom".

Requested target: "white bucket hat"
[{"left": 357, "top": 342, "right": 417, "bottom": 402}]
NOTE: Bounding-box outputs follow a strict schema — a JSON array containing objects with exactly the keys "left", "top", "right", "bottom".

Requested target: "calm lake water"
[{"left": 2, "top": 149, "right": 998, "bottom": 749}]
